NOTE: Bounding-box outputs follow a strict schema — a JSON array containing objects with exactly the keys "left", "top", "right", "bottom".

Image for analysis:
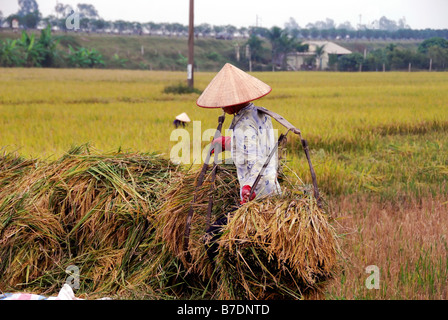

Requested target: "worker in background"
[
  {"left": 173, "top": 112, "right": 191, "bottom": 128},
  {"left": 196, "top": 63, "right": 281, "bottom": 261}
]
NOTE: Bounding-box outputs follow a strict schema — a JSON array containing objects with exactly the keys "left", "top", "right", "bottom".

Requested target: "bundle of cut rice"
[
  {"left": 157, "top": 163, "right": 339, "bottom": 299},
  {"left": 215, "top": 187, "right": 338, "bottom": 299},
  {"left": 0, "top": 145, "right": 182, "bottom": 297},
  {"left": 0, "top": 153, "right": 66, "bottom": 294}
]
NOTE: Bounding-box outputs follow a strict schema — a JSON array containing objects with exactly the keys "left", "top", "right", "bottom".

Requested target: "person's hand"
[
  {"left": 240, "top": 185, "right": 255, "bottom": 204},
  {"left": 210, "top": 136, "right": 231, "bottom": 155}
]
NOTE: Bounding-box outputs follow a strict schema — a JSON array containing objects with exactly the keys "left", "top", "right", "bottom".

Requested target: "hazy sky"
[{"left": 1, "top": 0, "right": 448, "bottom": 30}]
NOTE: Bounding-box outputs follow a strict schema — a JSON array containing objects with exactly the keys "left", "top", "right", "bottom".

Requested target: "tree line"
[
  {"left": 1, "top": 0, "right": 447, "bottom": 41},
  {"left": 1, "top": 24, "right": 447, "bottom": 72},
  {"left": 336, "top": 38, "right": 448, "bottom": 72},
  {"left": 0, "top": 25, "right": 105, "bottom": 68},
  {"left": 1, "top": 0, "right": 447, "bottom": 71},
  {"left": 243, "top": 27, "right": 448, "bottom": 72}
]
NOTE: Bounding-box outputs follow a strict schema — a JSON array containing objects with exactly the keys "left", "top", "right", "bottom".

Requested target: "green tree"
[
  {"left": 245, "top": 34, "right": 264, "bottom": 63},
  {"left": 266, "top": 26, "right": 283, "bottom": 68},
  {"left": 18, "top": 0, "right": 39, "bottom": 16},
  {"left": 418, "top": 37, "right": 448, "bottom": 54},
  {"left": 90, "top": 19, "right": 107, "bottom": 32},
  {"left": 67, "top": 45, "right": 105, "bottom": 68},
  {"left": 314, "top": 44, "right": 325, "bottom": 70},
  {"left": 427, "top": 46, "right": 448, "bottom": 70},
  {"left": 0, "top": 25, "right": 60, "bottom": 68},
  {"left": 386, "top": 47, "right": 418, "bottom": 70},
  {"left": 18, "top": 30, "right": 45, "bottom": 67},
  {"left": 267, "top": 26, "right": 299, "bottom": 70},
  {"left": 300, "top": 29, "right": 310, "bottom": 39},
  {"left": 22, "top": 11, "right": 40, "bottom": 28},
  {"left": 37, "top": 24, "right": 60, "bottom": 67},
  {"left": 338, "top": 53, "right": 364, "bottom": 71},
  {"left": 0, "top": 39, "right": 24, "bottom": 67},
  {"left": 364, "top": 48, "right": 388, "bottom": 71},
  {"left": 54, "top": 3, "right": 73, "bottom": 18},
  {"left": 17, "top": 0, "right": 40, "bottom": 29},
  {"left": 77, "top": 3, "right": 99, "bottom": 20}
]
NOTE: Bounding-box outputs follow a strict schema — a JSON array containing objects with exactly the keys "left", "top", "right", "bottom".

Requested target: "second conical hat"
[
  {"left": 196, "top": 63, "right": 272, "bottom": 108},
  {"left": 175, "top": 112, "right": 191, "bottom": 122}
]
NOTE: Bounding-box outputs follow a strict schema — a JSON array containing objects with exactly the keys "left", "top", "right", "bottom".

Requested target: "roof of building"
[
  {"left": 304, "top": 41, "right": 352, "bottom": 55},
  {"left": 288, "top": 52, "right": 315, "bottom": 57}
]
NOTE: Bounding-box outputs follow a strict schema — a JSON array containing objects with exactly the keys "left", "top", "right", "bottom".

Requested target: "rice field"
[{"left": 1, "top": 67, "right": 448, "bottom": 299}]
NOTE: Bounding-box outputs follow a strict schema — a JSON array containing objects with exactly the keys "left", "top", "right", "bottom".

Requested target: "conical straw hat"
[
  {"left": 175, "top": 112, "right": 191, "bottom": 122},
  {"left": 196, "top": 63, "right": 272, "bottom": 108}
]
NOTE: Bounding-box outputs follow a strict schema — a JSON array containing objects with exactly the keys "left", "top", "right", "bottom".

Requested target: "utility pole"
[
  {"left": 256, "top": 15, "right": 262, "bottom": 28},
  {"left": 187, "top": 0, "right": 194, "bottom": 88},
  {"left": 246, "top": 44, "right": 252, "bottom": 72},
  {"left": 235, "top": 43, "right": 240, "bottom": 62}
]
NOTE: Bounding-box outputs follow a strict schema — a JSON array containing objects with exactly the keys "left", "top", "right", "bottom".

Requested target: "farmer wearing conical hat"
[
  {"left": 197, "top": 63, "right": 281, "bottom": 261},
  {"left": 173, "top": 112, "right": 191, "bottom": 128}
]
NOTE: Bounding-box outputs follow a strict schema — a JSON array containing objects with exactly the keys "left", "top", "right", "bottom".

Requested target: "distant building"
[
  {"left": 287, "top": 41, "right": 352, "bottom": 70},
  {"left": 11, "top": 19, "right": 19, "bottom": 29},
  {"left": 215, "top": 32, "right": 233, "bottom": 40}
]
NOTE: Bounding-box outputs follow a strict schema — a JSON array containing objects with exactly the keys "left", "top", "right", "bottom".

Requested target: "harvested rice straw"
[
  {"left": 156, "top": 164, "right": 240, "bottom": 275},
  {"left": 157, "top": 158, "right": 340, "bottom": 299},
  {"left": 0, "top": 144, "right": 182, "bottom": 296},
  {"left": 216, "top": 187, "right": 339, "bottom": 299},
  {"left": 0, "top": 150, "right": 37, "bottom": 191},
  {"left": 0, "top": 165, "right": 66, "bottom": 294},
  {"left": 44, "top": 145, "right": 181, "bottom": 294},
  {"left": 0, "top": 144, "right": 340, "bottom": 300}
]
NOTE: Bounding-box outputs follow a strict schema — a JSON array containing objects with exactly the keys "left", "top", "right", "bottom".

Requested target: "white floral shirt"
[{"left": 227, "top": 103, "right": 281, "bottom": 201}]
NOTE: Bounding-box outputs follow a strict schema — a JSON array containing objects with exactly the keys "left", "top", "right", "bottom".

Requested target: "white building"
[{"left": 287, "top": 41, "right": 352, "bottom": 70}]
